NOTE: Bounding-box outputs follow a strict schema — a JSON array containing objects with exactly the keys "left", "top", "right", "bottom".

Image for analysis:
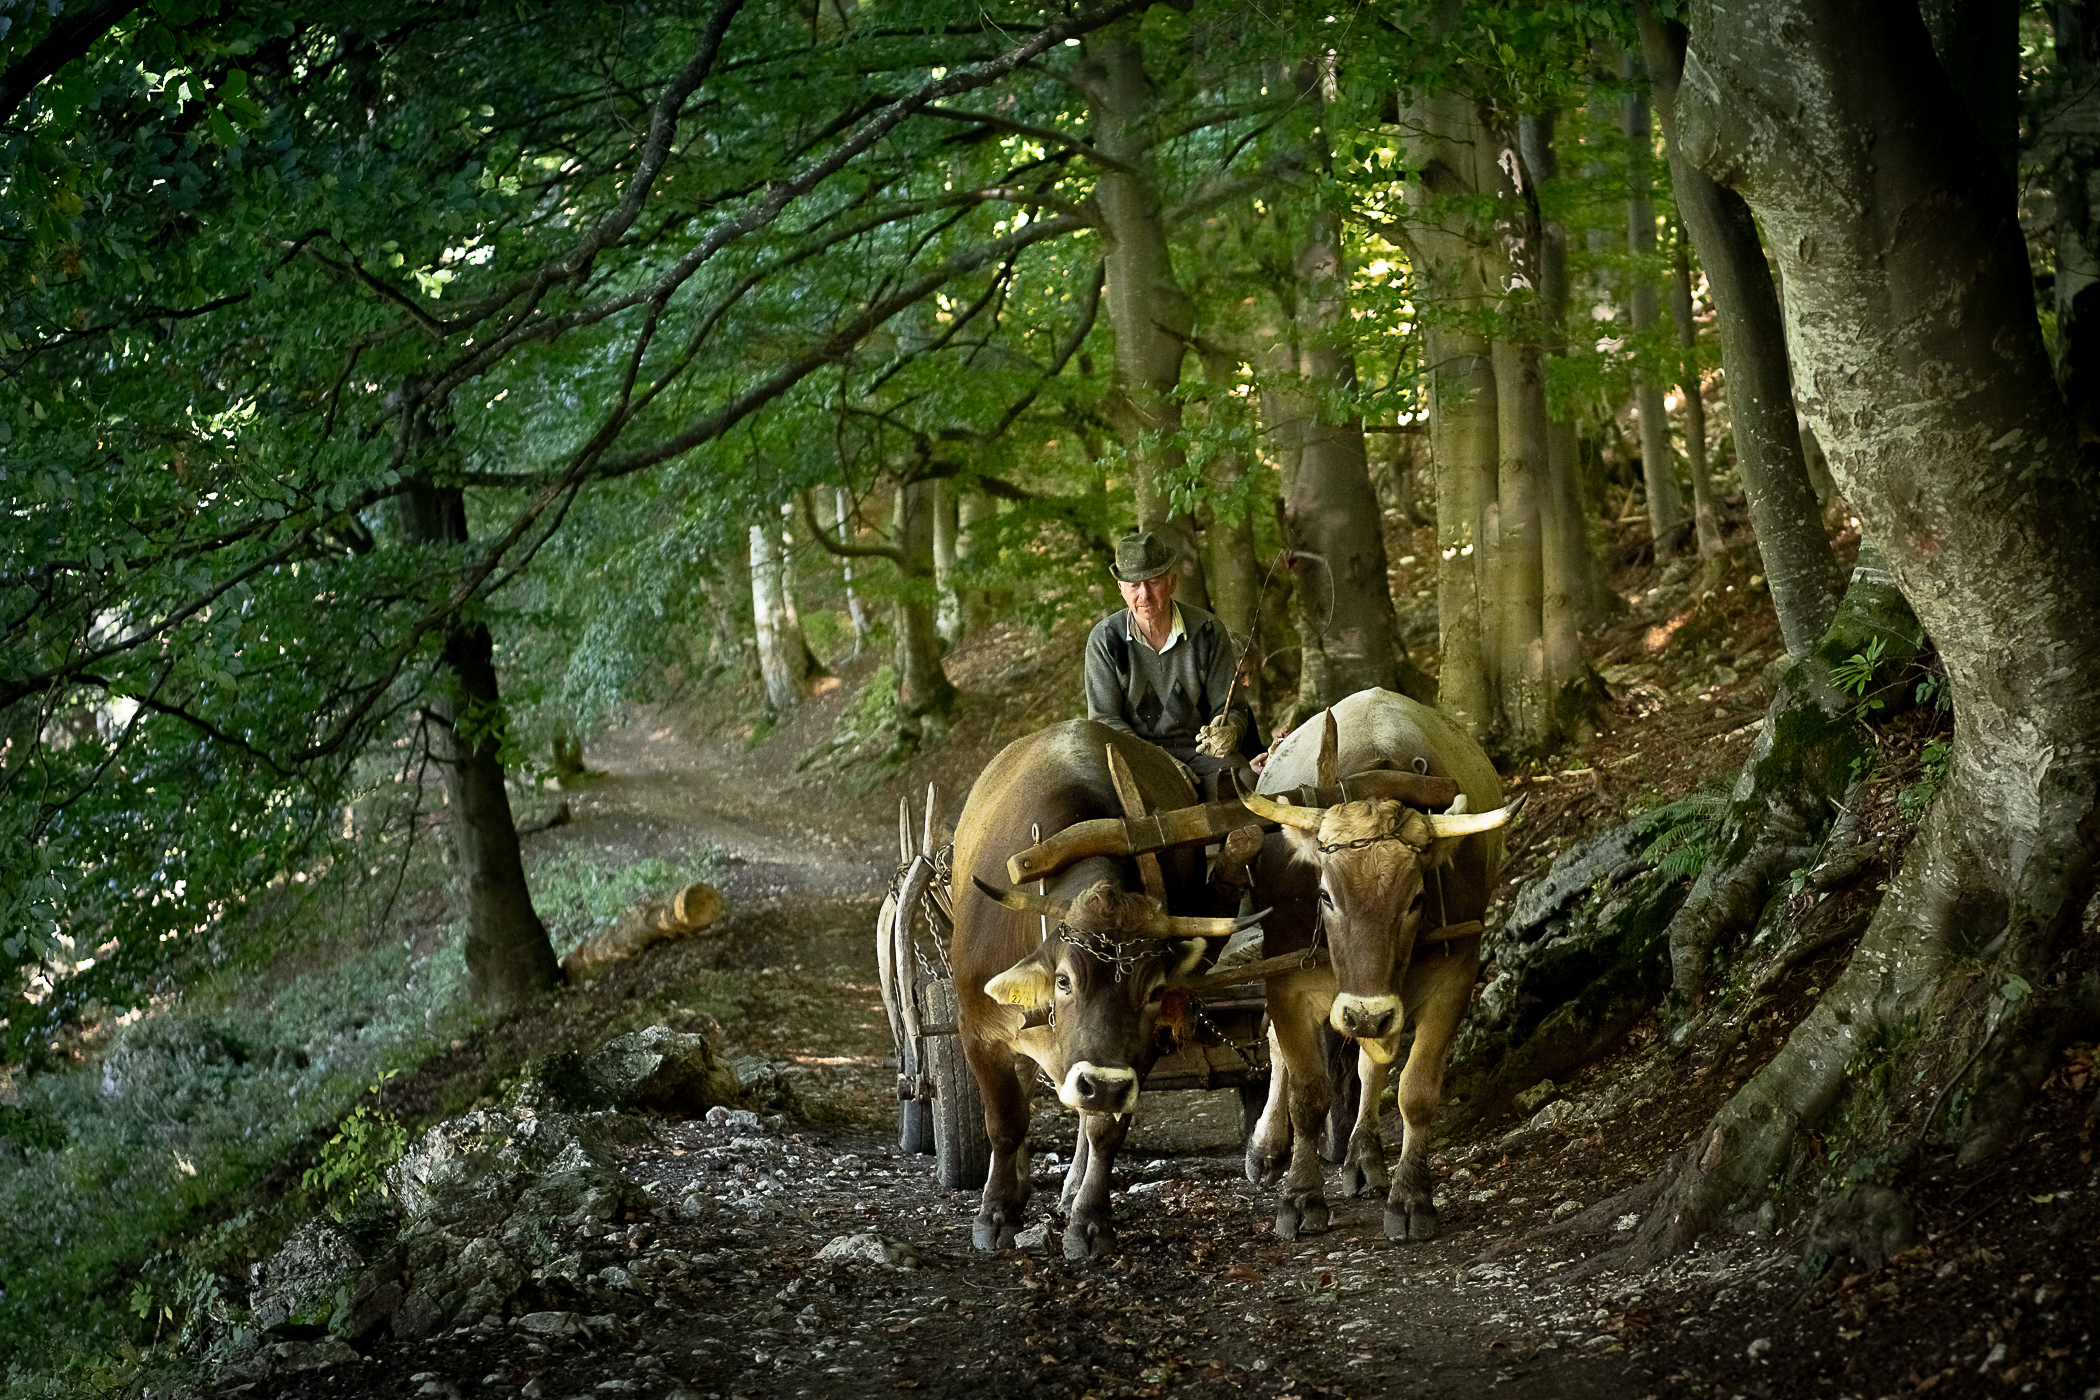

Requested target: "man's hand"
[{"left": 1196, "top": 712, "right": 1243, "bottom": 758}]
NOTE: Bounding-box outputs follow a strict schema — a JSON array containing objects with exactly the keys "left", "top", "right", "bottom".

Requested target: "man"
[{"left": 1084, "top": 531, "right": 1260, "bottom": 796}]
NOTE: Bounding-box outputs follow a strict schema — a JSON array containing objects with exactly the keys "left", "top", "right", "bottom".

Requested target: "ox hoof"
[
  {"left": 1339, "top": 1163, "right": 1375, "bottom": 1198},
  {"left": 1274, "top": 1199, "right": 1330, "bottom": 1240},
  {"left": 1063, "top": 1220, "right": 1112, "bottom": 1260},
  {"left": 1384, "top": 1207, "right": 1438, "bottom": 1242},
  {"left": 1245, "top": 1148, "right": 1286, "bottom": 1188},
  {"left": 973, "top": 1219, "right": 1018, "bottom": 1251}
]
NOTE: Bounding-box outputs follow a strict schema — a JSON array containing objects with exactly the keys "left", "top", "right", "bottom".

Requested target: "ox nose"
[
  {"left": 1061, "top": 1062, "right": 1139, "bottom": 1114},
  {"left": 1331, "top": 995, "right": 1401, "bottom": 1042}
]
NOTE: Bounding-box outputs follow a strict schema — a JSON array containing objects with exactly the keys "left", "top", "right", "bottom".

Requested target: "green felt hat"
[{"left": 1111, "top": 530, "right": 1175, "bottom": 583}]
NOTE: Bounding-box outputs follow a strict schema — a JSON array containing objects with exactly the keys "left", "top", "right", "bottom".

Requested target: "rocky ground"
[{"left": 209, "top": 609, "right": 2100, "bottom": 1400}]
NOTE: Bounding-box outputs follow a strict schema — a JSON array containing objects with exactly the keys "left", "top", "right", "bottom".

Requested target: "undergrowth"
[{"left": 0, "top": 824, "right": 693, "bottom": 1397}]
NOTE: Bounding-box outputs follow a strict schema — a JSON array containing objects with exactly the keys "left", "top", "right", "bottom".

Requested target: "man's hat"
[{"left": 1111, "top": 530, "right": 1176, "bottom": 583}]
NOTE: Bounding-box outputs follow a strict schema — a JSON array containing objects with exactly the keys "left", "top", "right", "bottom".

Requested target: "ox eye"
[{"left": 1055, "top": 973, "right": 1072, "bottom": 994}]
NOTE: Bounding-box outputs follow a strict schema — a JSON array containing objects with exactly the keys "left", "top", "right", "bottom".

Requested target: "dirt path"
[{"left": 223, "top": 712, "right": 2099, "bottom": 1400}]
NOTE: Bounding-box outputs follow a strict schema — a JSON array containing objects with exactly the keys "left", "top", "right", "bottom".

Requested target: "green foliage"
[
  {"left": 1897, "top": 739, "right": 1953, "bottom": 823},
  {"left": 1831, "top": 636, "right": 1890, "bottom": 709},
  {"left": 526, "top": 850, "right": 715, "bottom": 958},
  {"left": 1635, "top": 788, "right": 1730, "bottom": 884},
  {"left": 300, "top": 1075, "right": 409, "bottom": 1219}
]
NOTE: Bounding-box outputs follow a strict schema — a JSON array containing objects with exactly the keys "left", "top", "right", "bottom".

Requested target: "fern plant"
[{"left": 1636, "top": 789, "right": 1731, "bottom": 883}]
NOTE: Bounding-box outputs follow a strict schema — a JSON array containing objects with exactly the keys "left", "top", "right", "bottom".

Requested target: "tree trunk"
[
  {"left": 1623, "top": 50, "right": 1688, "bottom": 555},
  {"left": 1520, "top": 112, "right": 1615, "bottom": 629},
  {"left": 1489, "top": 339, "right": 1551, "bottom": 750},
  {"left": 1080, "top": 19, "right": 1208, "bottom": 610},
  {"left": 398, "top": 480, "right": 561, "bottom": 1012},
  {"left": 1633, "top": 0, "right": 2100, "bottom": 1259},
  {"left": 955, "top": 487, "right": 994, "bottom": 638},
  {"left": 1195, "top": 343, "right": 1262, "bottom": 650},
  {"left": 1271, "top": 71, "right": 1424, "bottom": 705},
  {"left": 750, "top": 521, "right": 809, "bottom": 715},
  {"left": 892, "top": 478, "right": 956, "bottom": 722},
  {"left": 1401, "top": 90, "right": 1500, "bottom": 738},
  {"left": 1640, "top": 10, "right": 1842, "bottom": 658},
  {"left": 1429, "top": 324, "right": 1498, "bottom": 739},
  {"left": 834, "top": 488, "right": 871, "bottom": 657},
  {"left": 1671, "top": 221, "right": 1724, "bottom": 560},
  {"left": 2038, "top": 2, "right": 2100, "bottom": 442}
]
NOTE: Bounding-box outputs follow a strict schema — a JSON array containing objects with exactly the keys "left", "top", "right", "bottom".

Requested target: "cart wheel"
[
  {"left": 925, "top": 979, "right": 989, "bottom": 1191},
  {"left": 1237, "top": 1079, "right": 1270, "bottom": 1146}
]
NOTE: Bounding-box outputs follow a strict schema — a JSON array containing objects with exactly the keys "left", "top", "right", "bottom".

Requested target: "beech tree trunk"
[
  {"left": 1079, "top": 20, "right": 1209, "bottom": 610},
  {"left": 955, "top": 487, "right": 994, "bottom": 639},
  {"left": 892, "top": 478, "right": 956, "bottom": 722},
  {"left": 833, "top": 488, "right": 871, "bottom": 657},
  {"left": 1195, "top": 343, "right": 1262, "bottom": 649},
  {"left": 1521, "top": 112, "right": 1614, "bottom": 629},
  {"left": 397, "top": 478, "right": 561, "bottom": 1012},
  {"left": 1623, "top": 50, "right": 1688, "bottom": 555},
  {"left": 1671, "top": 224, "right": 1724, "bottom": 560},
  {"left": 933, "top": 479, "right": 961, "bottom": 647},
  {"left": 750, "top": 520, "right": 814, "bottom": 715},
  {"left": 1402, "top": 91, "right": 1499, "bottom": 738},
  {"left": 1640, "top": 10, "right": 1842, "bottom": 657},
  {"left": 1633, "top": 0, "right": 2100, "bottom": 1259},
  {"left": 1264, "top": 62, "right": 1424, "bottom": 708}
]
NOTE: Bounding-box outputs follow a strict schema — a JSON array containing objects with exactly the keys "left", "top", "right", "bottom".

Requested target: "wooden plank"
[{"left": 1104, "top": 745, "right": 1167, "bottom": 905}]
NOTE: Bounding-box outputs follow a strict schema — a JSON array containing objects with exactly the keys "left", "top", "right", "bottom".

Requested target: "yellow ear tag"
[{"left": 985, "top": 963, "right": 1054, "bottom": 1010}]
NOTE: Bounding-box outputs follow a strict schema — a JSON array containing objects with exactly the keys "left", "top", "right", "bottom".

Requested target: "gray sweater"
[{"left": 1083, "top": 603, "right": 1254, "bottom": 758}]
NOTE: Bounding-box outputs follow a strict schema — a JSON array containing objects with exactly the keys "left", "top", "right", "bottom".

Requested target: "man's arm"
[
  {"left": 1194, "top": 617, "right": 1257, "bottom": 757},
  {"left": 1083, "top": 619, "right": 1137, "bottom": 735}
]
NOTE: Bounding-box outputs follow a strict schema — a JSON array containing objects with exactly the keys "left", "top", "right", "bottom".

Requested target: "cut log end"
[{"left": 562, "top": 880, "right": 726, "bottom": 982}]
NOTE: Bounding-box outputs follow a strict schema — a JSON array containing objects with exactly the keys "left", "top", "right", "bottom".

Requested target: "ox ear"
[
  {"left": 1278, "top": 821, "right": 1323, "bottom": 864},
  {"left": 985, "top": 948, "right": 1055, "bottom": 1012},
  {"left": 1166, "top": 937, "right": 1207, "bottom": 981},
  {"left": 1422, "top": 794, "right": 1468, "bottom": 870}
]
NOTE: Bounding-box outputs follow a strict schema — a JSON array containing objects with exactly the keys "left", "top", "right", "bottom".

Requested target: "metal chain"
[{"left": 1052, "top": 919, "right": 1140, "bottom": 983}]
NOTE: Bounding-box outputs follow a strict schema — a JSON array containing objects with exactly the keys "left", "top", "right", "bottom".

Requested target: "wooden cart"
[{"left": 874, "top": 786, "right": 1279, "bottom": 1192}]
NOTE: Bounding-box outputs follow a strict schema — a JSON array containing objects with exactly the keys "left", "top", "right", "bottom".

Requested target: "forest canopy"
[{"left": 7, "top": 6, "right": 2100, "bottom": 1378}]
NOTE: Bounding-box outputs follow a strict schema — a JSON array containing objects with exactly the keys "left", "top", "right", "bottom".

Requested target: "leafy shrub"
[
  {"left": 301, "top": 1075, "right": 409, "bottom": 1219},
  {"left": 1897, "top": 739, "right": 1952, "bottom": 823}
]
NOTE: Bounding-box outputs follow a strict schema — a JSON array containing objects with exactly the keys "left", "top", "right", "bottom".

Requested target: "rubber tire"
[
  {"left": 926, "top": 979, "right": 990, "bottom": 1191},
  {"left": 1237, "top": 1079, "right": 1270, "bottom": 1148}
]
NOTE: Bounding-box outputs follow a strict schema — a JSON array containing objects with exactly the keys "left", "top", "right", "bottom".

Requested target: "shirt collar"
[{"left": 1127, "top": 602, "right": 1186, "bottom": 655}]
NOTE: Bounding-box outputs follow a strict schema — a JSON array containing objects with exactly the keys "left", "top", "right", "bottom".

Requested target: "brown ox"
[
  {"left": 1235, "top": 688, "right": 1514, "bottom": 1242},
  {"left": 953, "top": 721, "right": 1254, "bottom": 1258}
]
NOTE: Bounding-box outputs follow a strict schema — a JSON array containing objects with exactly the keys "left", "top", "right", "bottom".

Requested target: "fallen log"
[{"left": 562, "top": 881, "right": 724, "bottom": 983}]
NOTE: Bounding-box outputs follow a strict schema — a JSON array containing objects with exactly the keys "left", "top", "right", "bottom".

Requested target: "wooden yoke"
[
  {"left": 1183, "top": 919, "right": 1484, "bottom": 997},
  {"left": 1005, "top": 773, "right": 1463, "bottom": 886},
  {"left": 1104, "top": 745, "right": 1169, "bottom": 905},
  {"left": 1006, "top": 799, "right": 1256, "bottom": 884}
]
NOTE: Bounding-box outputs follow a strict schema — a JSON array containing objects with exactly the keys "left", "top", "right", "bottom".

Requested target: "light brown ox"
[
  {"left": 952, "top": 721, "right": 1258, "bottom": 1259},
  {"left": 1233, "top": 688, "right": 1515, "bottom": 1242}
]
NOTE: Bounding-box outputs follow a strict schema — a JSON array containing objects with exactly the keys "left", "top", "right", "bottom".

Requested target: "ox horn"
[
  {"left": 1425, "top": 792, "right": 1525, "bottom": 839},
  {"left": 1161, "top": 906, "right": 1272, "bottom": 939},
  {"left": 971, "top": 876, "right": 1070, "bottom": 921},
  {"left": 1240, "top": 788, "right": 1326, "bottom": 832},
  {"left": 1316, "top": 710, "right": 1340, "bottom": 790}
]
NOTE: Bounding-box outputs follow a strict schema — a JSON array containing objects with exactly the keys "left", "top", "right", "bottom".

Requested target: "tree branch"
[
  {"left": 801, "top": 489, "right": 905, "bottom": 562},
  {"left": 921, "top": 103, "right": 1137, "bottom": 174},
  {"left": 0, "top": 0, "right": 142, "bottom": 129}
]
